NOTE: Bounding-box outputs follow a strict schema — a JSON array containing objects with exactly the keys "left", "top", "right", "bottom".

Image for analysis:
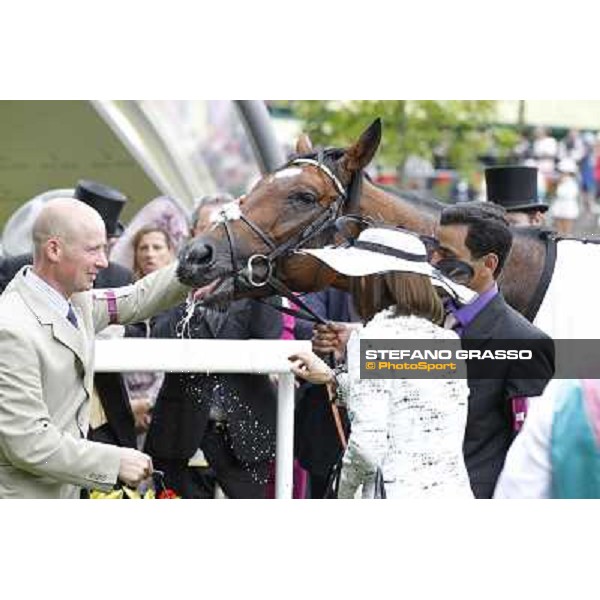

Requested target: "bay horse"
[{"left": 177, "top": 119, "right": 600, "bottom": 339}]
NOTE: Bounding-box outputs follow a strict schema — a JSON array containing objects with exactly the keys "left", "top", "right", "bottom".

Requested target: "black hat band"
[{"left": 353, "top": 240, "right": 428, "bottom": 262}]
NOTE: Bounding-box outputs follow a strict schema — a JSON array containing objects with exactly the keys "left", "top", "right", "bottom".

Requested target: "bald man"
[{"left": 0, "top": 198, "right": 190, "bottom": 498}]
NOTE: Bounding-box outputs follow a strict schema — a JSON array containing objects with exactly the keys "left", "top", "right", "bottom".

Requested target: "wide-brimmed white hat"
[
  {"left": 300, "top": 227, "right": 476, "bottom": 304},
  {"left": 1, "top": 189, "right": 72, "bottom": 257},
  {"left": 110, "top": 196, "right": 189, "bottom": 271}
]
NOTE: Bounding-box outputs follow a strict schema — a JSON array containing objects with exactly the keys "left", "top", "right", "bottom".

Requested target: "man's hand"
[
  {"left": 288, "top": 351, "right": 334, "bottom": 385},
  {"left": 312, "top": 322, "right": 358, "bottom": 360},
  {"left": 118, "top": 448, "right": 153, "bottom": 487},
  {"left": 130, "top": 397, "right": 152, "bottom": 432}
]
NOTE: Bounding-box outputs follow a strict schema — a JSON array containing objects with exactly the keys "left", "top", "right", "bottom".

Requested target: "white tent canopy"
[{"left": 497, "top": 100, "right": 600, "bottom": 130}]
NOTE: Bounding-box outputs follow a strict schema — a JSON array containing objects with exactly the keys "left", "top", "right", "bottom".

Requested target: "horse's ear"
[
  {"left": 296, "top": 133, "right": 313, "bottom": 155},
  {"left": 341, "top": 118, "right": 382, "bottom": 175}
]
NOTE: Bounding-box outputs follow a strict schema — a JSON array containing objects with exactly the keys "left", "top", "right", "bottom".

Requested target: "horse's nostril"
[{"left": 189, "top": 242, "right": 214, "bottom": 265}]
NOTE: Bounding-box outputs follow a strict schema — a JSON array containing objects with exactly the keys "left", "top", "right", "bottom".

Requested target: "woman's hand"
[{"left": 288, "top": 352, "right": 335, "bottom": 385}]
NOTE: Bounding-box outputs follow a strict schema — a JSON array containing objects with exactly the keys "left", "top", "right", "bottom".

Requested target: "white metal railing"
[{"left": 94, "top": 338, "right": 311, "bottom": 499}]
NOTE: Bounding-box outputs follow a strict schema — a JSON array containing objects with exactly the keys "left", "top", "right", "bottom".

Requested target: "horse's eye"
[{"left": 289, "top": 191, "right": 317, "bottom": 204}]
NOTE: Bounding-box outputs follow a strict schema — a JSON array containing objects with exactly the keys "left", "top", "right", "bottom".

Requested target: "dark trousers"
[
  {"left": 153, "top": 424, "right": 270, "bottom": 499},
  {"left": 201, "top": 425, "right": 269, "bottom": 499},
  {"left": 307, "top": 473, "right": 330, "bottom": 499},
  {"left": 295, "top": 384, "right": 350, "bottom": 499}
]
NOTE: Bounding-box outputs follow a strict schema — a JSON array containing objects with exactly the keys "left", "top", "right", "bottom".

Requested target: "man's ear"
[
  {"left": 531, "top": 211, "right": 545, "bottom": 226},
  {"left": 45, "top": 238, "right": 62, "bottom": 263},
  {"left": 484, "top": 253, "right": 499, "bottom": 275}
]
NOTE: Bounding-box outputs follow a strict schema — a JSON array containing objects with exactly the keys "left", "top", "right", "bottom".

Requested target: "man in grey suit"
[{"left": 0, "top": 198, "right": 190, "bottom": 498}]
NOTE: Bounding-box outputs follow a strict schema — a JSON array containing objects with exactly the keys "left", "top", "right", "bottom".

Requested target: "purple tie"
[{"left": 67, "top": 305, "right": 79, "bottom": 329}]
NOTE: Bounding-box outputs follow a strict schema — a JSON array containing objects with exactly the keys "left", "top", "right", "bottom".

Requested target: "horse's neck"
[
  {"left": 359, "top": 180, "right": 439, "bottom": 235},
  {"left": 498, "top": 230, "right": 547, "bottom": 317}
]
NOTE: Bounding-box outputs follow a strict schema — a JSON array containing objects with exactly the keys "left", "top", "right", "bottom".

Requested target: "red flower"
[{"left": 157, "top": 488, "right": 179, "bottom": 499}]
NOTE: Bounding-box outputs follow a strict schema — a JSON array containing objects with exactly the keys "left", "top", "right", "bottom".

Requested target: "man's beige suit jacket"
[{"left": 0, "top": 262, "right": 188, "bottom": 498}]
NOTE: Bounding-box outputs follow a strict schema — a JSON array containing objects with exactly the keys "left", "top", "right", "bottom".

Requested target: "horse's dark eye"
[{"left": 289, "top": 191, "right": 317, "bottom": 204}]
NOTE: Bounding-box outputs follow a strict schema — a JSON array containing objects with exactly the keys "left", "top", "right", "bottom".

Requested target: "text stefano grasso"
[{"left": 364, "top": 349, "right": 533, "bottom": 361}]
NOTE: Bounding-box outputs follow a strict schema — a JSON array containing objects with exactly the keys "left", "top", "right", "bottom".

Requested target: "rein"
[{"left": 523, "top": 229, "right": 557, "bottom": 322}]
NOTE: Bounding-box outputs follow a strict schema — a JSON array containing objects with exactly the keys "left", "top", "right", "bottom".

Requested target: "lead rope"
[{"left": 262, "top": 279, "right": 349, "bottom": 466}]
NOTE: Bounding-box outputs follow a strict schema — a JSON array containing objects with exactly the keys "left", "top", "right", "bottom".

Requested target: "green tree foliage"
[{"left": 287, "top": 101, "right": 518, "bottom": 178}]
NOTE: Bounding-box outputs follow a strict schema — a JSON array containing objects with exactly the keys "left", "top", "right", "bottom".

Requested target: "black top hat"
[
  {"left": 74, "top": 180, "right": 128, "bottom": 236},
  {"left": 485, "top": 166, "right": 548, "bottom": 213}
]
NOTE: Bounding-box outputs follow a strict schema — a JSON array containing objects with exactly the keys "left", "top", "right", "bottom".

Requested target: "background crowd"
[{"left": 397, "top": 126, "right": 600, "bottom": 236}]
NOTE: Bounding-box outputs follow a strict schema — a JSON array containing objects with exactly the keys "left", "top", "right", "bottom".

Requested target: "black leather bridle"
[{"left": 214, "top": 155, "right": 360, "bottom": 324}]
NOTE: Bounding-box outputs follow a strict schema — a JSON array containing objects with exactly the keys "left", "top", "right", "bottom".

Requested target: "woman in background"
[
  {"left": 550, "top": 158, "right": 581, "bottom": 235},
  {"left": 125, "top": 226, "right": 176, "bottom": 445}
]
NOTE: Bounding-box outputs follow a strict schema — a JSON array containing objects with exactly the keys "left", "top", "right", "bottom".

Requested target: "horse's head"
[{"left": 177, "top": 119, "right": 382, "bottom": 304}]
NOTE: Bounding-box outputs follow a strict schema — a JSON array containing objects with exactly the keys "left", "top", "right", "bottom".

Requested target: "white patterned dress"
[{"left": 336, "top": 310, "right": 473, "bottom": 499}]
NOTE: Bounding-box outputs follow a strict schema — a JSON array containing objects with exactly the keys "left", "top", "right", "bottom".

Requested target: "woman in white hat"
[
  {"left": 289, "top": 227, "right": 475, "bottom": 499},
  {"left": 550, "top": 158, "right": 581, "bottom": 235}
]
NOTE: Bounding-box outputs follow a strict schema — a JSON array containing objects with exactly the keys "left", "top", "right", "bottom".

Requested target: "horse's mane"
[
  {"left": 510, "top": 226, "right": 551, "bottom": 242},
  {"left": 376, "top": 185, "right": 446, "bottom": 216}
]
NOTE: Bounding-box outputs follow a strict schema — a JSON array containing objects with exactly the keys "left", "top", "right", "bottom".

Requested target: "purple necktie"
[{"left": 66, "top": 305, "right": 79, "bottom": 329}]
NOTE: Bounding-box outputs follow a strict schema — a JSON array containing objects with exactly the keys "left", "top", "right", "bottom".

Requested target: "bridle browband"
[
  {"left": 292, "top": 158, "right": 347, "bottom": 197},
  {"left": 216, "top": 154, "right": 358, "bottom": 324}
]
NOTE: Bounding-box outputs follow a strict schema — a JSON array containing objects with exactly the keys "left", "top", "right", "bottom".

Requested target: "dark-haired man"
[{"left": 431, "top": 201, "right": 554, "bottom": 498}]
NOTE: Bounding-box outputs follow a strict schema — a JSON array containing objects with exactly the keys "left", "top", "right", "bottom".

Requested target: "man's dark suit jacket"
[
  {"left": 143, "top": 298, "right": 282, "bottom": 465},
  {"left": 461, "top": 293, "right": 555, "bottom": 499},
  {"left": 0, "top": 252, "right": 136, "bottom": 448}
]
